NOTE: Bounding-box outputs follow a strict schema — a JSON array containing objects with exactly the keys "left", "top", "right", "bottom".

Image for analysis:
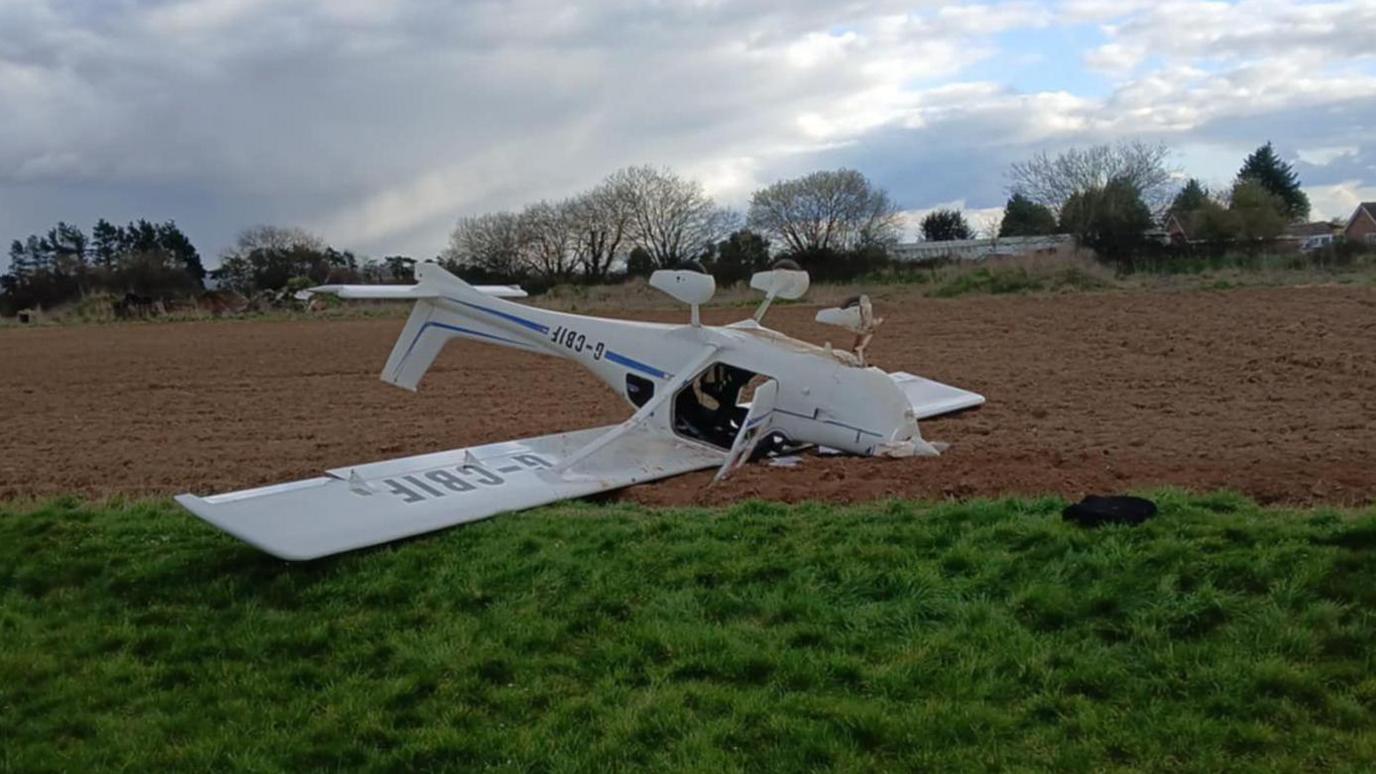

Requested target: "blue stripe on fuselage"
[
  {"left": 605, "top": 350, "right": 671, "bottom": 380},
  {"left": 441, "top": 296, "right": 673, "bottom": 380},
  {"left": 455, "top": 300, "right": 549, "bottom": 334},
  {"left": 394, "top": 321, "right": 529, "bottom": 378}
]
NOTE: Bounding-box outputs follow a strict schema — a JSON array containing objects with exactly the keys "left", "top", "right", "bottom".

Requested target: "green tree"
[
  {"left": 709, "top": 229, "right": 771, "bottom": 285},
  {"left": 1237, "top": 142, "right": 1309, "bottom": 221},
  {"left": 91, "top": 219, "right": 121, "bottom": 269},
  {"left": 1188, "top": 198, "right": 1233, "bottom": 243},
  {"left": 383, "top": 255, "right": 414, "bottom": 283},
  {"left": 25, "top": 235, "right": 53, "bottom": 274},
  {"left": 214, "top": 226, "right": 332, "bottom": 293},
  {"left": 41, "top": 222, "right": 90, "bottom": 293},
  {"left": 45, "top": 223, "right": 88, "bottom": 272},
  {"left": 920, "top": 209, "right": 973, "bottom": 242},
  {"left": 1058, "top": 177, "right": 1153, "bottom": 265},
  {"left": 625, "top": 246, "right": 655, "bottom": 278},
  {"left": 156, "top": 221, "right": 206, "bottom": 288},
  {"left": 1168, "top": 178, "right": 1209, "bottom": 217},
  {"left": 998, "top": 194, "right": 1057, "bottom": 237},
  {"left": 122, "top": 220, "right": 160, "bottom": 254},
  {"left": 8, "top": 239, "right": 33, "bottom": 281},
  {"left": 1228, "top": 178, "right": 1288, "bottom": 242}
]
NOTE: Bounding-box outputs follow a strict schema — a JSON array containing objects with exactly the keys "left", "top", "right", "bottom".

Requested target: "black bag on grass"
[{"left": 1062, "top": 495, "right": 1157, "bottom": 528}]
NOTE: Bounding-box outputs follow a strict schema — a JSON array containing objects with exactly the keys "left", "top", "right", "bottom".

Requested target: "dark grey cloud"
[{"left": 2, "top": 0, "right": 1373, "bottom": 269}]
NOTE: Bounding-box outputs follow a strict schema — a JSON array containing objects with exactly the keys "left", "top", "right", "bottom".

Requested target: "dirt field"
[{"left": 3, "top": 285, "right": 1375, "bottom": 506}]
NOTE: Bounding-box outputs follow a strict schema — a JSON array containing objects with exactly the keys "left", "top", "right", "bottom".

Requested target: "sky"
[{"left": 2, "top": 0, "right": 1374, "bottom": 268}]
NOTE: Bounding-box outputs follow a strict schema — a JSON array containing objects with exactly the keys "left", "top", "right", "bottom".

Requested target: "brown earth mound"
[{"left": 2, "top": 286, "right": 1374, "bottom": 506}]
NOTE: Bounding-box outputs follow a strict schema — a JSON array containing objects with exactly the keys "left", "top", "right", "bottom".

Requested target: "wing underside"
[
  {"left": 177, "top": 426, "right": 723, "bottom": 560},
  {"left": 302, "top": 284, "right": 527, "bottom": 299}
]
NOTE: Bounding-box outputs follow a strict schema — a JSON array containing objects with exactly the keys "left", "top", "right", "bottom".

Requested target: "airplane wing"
[
  {"left": 297, "top": 283, "right": 527, "bottom": 300},
  {"left": 176, "top": 424, "right": 723, "bottom": 561},
  {"left": 888, "top": 371, "right": 985, "bottom": 419}
]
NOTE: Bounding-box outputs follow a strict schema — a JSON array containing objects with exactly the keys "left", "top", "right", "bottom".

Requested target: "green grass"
[{"left": 3, "top": 493, "right": 1375, "bottom": 772}]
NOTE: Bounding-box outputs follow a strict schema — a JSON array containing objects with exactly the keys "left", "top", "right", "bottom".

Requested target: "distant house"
[
  {"left": 1345, "top": 202, "right": 1376, "bottom": 245},
  {"left": 890, "top": 234, "right": 1072, "bottom": 262},
  {"left": 1165, "top": 213, "right": 1340, "bottom": 249},
  {"left": 1283, "top": 221, "right": 1341, "bottom": 251},
  {"left": 1164, "top": 212, "right": 1201, "bottom": 244}
]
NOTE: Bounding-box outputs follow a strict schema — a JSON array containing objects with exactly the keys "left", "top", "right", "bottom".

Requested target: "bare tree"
[
  {"left": 1009, "top": 139, "right": 1176, "bottom": 214},
  {"left": 610, "top": 166, "right": 736, "bottom": 269},
  {"left": 517, "top": 200, "right": 577, "bottom": 283},
  {"left": 747, "top": 169, "right": 902, "bottom": 253},
  {"left": 216, "top": 225, "right": 330, "bottom": 293},
  {"left": 227, "top": 225, "right": 326, "bottom": 255},
  {"left": 442, "top": 212, "right": 525, "bottom": 279},
  {"left": 442, "top": 165, "right": 734, "bottom": 284},
  {"left": 567, "top": 181, "right": 634, "bottom": 282}
]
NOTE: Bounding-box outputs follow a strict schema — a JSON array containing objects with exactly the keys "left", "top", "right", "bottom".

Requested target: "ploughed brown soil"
[{"left": 2, "top": 285, "right": 1375, "bottom": 506}]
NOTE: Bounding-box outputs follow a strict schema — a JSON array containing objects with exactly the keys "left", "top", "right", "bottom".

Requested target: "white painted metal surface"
[
  {"left": 177, "top": 426, "right": 724, "bottom": 560},
  {"left": 888, "top": 371, "right": 987, "bottom": 419}
]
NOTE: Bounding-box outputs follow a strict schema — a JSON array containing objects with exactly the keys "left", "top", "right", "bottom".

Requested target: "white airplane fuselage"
[
  {"left": 176, "top": 263, "right": 983, "bottom": 560},
  {"left": 402, "top": 275, "right": 923, "bottom": 456}
]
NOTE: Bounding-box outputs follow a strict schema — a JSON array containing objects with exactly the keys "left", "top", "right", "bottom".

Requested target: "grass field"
[{"left": 3, "top": 493, "right": 1375, "bottom": 771}]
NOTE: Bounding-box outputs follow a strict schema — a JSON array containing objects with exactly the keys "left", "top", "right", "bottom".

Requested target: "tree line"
[
  {"left": 3, "top": 163, "right": 905, "bottom": 316},
  {"left": 212, "top": 225, "right": 414, "bottom": 297},
  {"left": 2, "top": 219, "right": 206, "bottom": 315},
  {"left": 918, "top": 140, "right": 1318, "bottom": 266},
  {"left": 0, "top": 219, "right": 419, "bottom": 315},
  {"left": 441, "top": 165, "right": 903, "bottom": 288},
  {"left": 1, "top": 141, "right": 1334, "bottom": 316}
]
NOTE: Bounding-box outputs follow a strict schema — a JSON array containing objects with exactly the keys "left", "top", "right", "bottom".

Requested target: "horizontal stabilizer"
[{"left": 299, "top": 283, "right": 526, "bottom": 300}]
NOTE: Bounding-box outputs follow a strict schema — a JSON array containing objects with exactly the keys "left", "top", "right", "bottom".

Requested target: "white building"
[{"left": 891, "top": 234, "right": 1073, "bottom": 263}]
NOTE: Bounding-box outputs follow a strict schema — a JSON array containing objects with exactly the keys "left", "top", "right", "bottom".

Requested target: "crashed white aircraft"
[{"left": 177, "top": 262, "right": 984, "bottom": 560}]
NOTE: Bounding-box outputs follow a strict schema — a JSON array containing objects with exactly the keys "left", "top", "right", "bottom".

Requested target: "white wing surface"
[
  {"left": 888, "top": 371, "right": 985, "bottom": 419},
  {"left": 299, "top": 284, "right": 527, "bottom": 300},
  {"left": 177, "top": 426, "right": 723, "bottom": 561}
]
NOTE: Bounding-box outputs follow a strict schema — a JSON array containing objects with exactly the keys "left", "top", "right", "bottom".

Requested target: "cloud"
[
  {"left": 1090, "top": 0, "right": 1376, "bottom": 64},
  {"left": 1298, "top": 146, "right": 1358, "bottom": 167},
  {"left": 0, "top": 0, "right": 1373, "bottom": 265},
  {"left": 930, "top": 1, "right": 1053, "bottom": 34},
  {"left": 1083, "top": 42, "right": 1146, "bottom": 75},
  {"left": 1306, "top": 181, "right": 1376, "bottom": 223}
]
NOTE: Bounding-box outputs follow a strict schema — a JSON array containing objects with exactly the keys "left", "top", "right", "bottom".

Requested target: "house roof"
[
  {"left": 1348, "top": 202, "right": 1376, "bottom": 231},
  {"left": 1284, "top": 221, "right": 1338, "bottom": 238},
  {"left": 1165, "top": 211, "right": 1203, "bottom": 240}
]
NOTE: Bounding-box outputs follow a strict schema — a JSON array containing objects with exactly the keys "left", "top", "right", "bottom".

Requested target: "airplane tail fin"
[
  {"left": 378, "top": 263, "right": 539, "bottom": 391},
  {"left": 381, "top": 298, "right": 448, "bottom": 391}
]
